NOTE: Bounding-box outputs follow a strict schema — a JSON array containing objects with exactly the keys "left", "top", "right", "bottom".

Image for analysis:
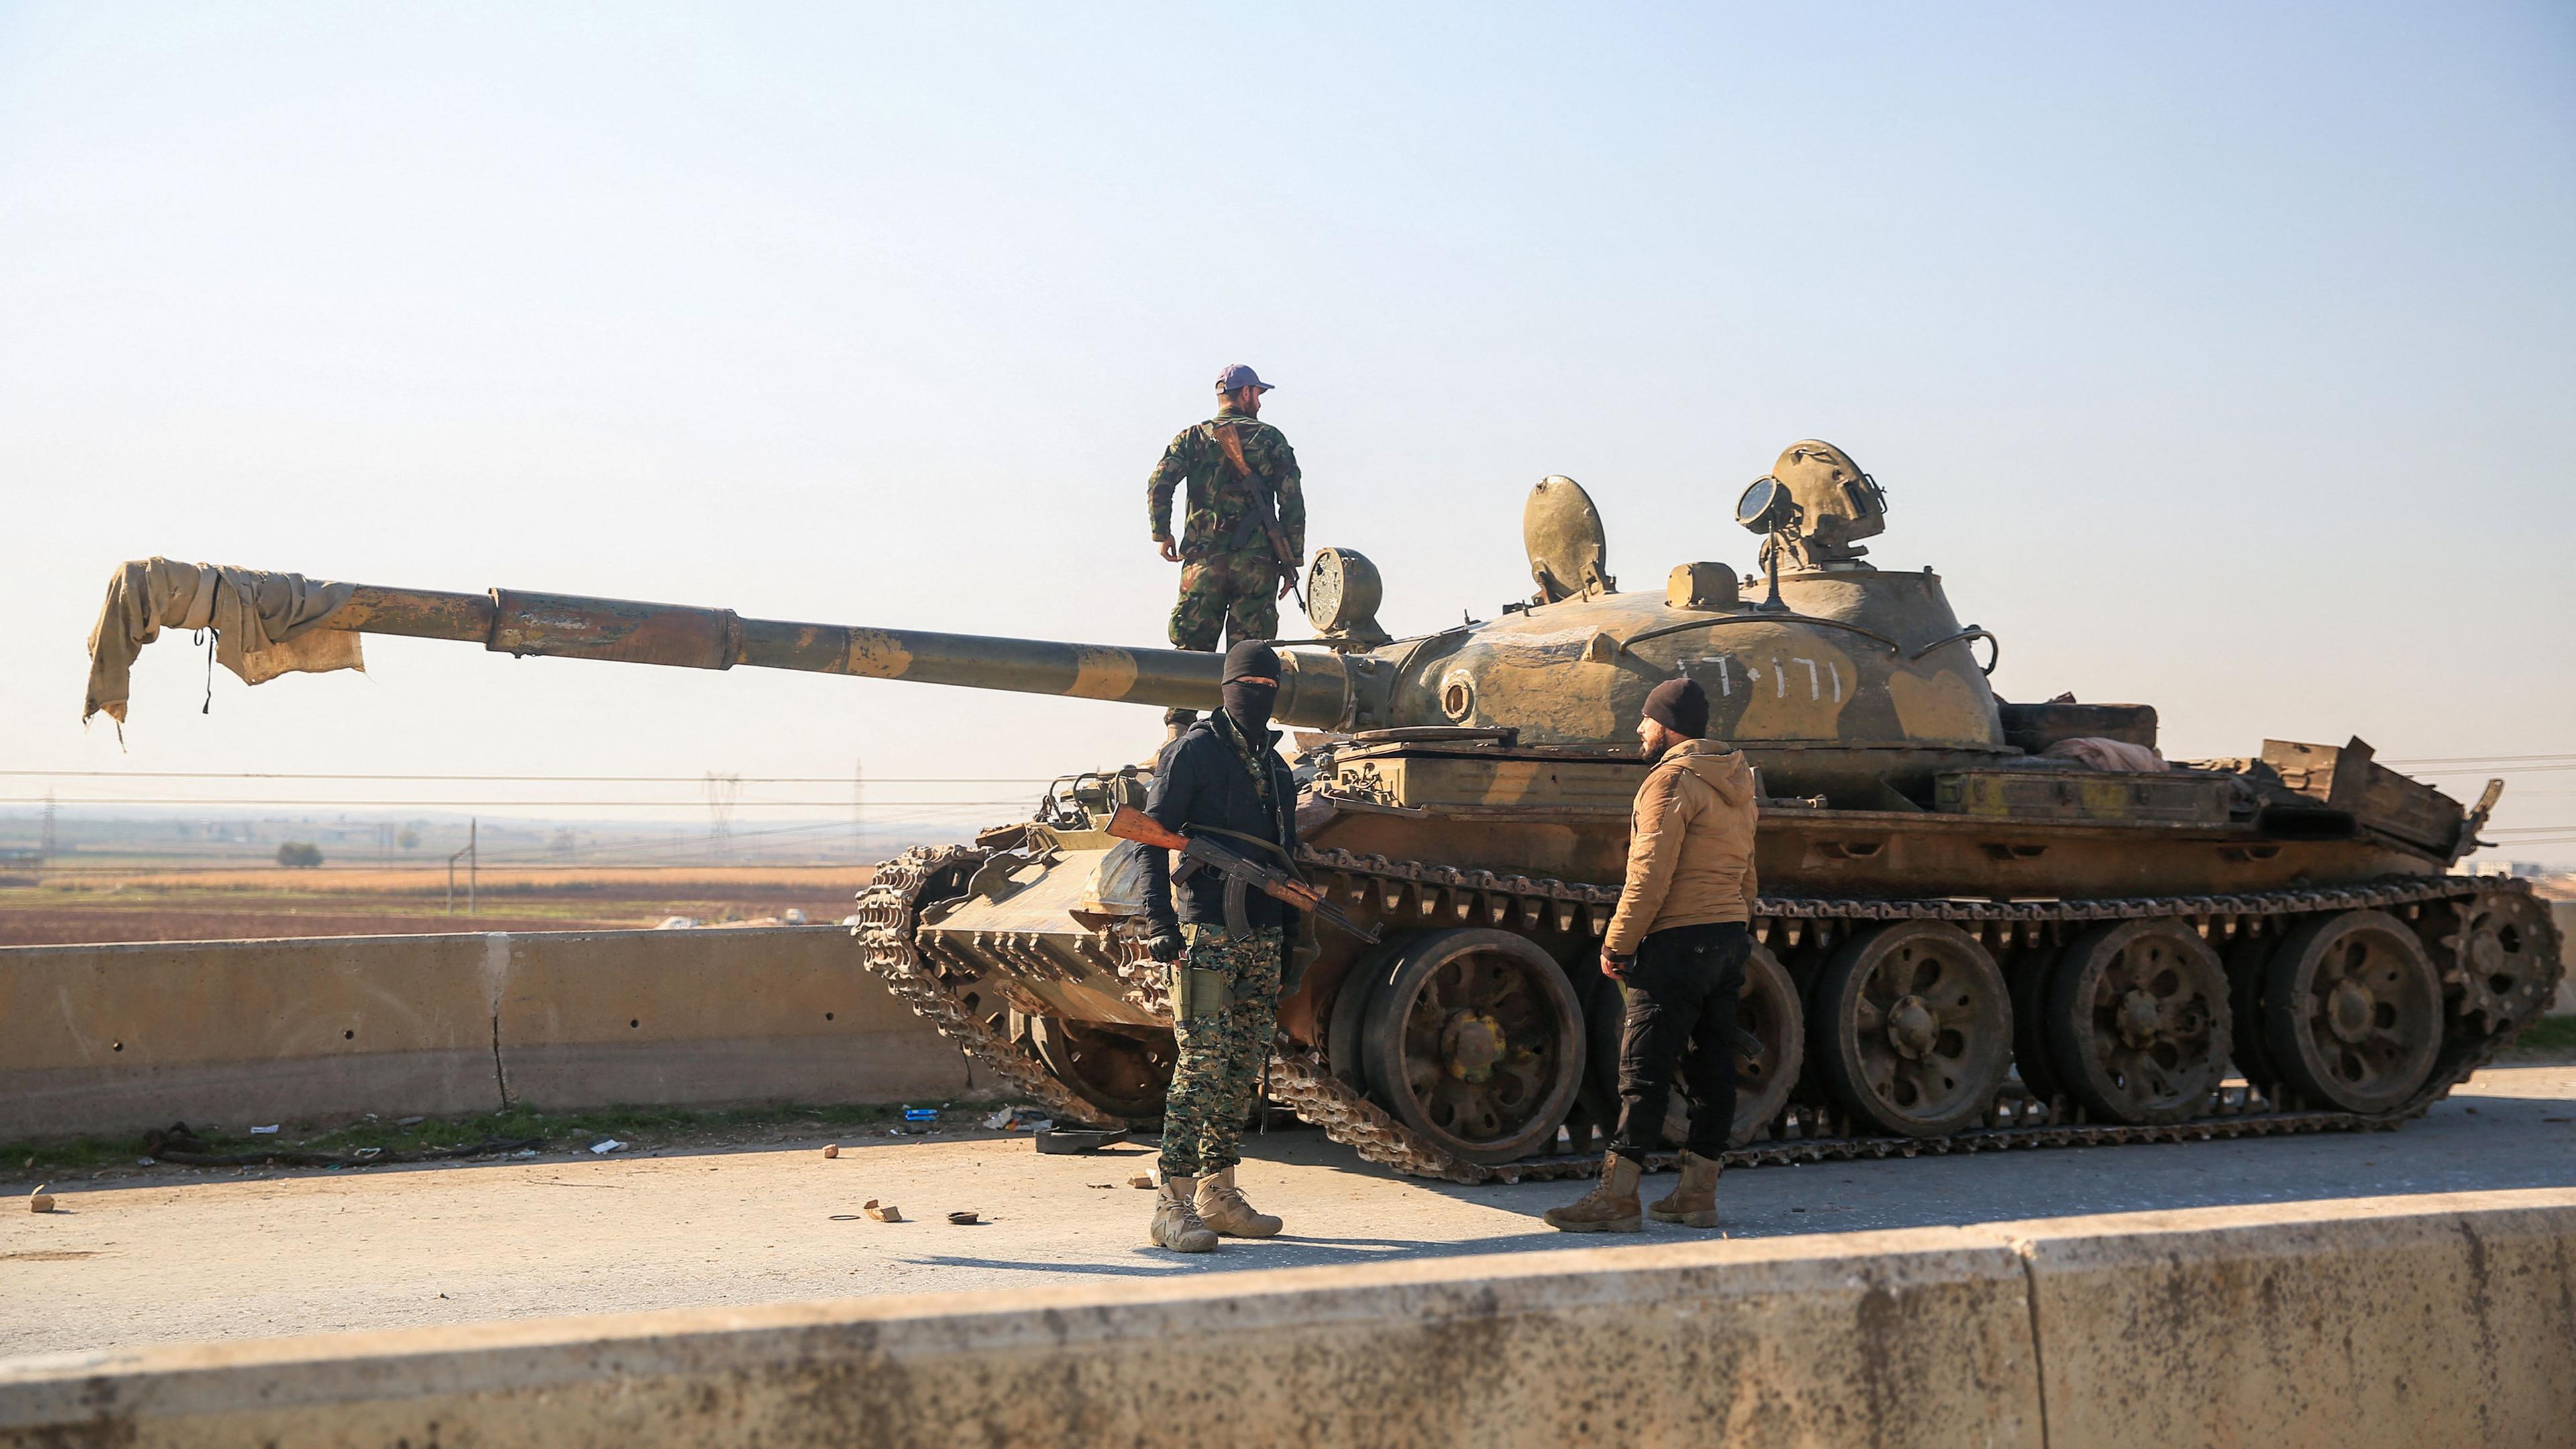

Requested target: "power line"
[
  {"left": 2397, "top": 764, "right": 2576, "bottom": 775},
  {"left": 0, "top": 797, "right": 1030, "bottom": 808},
  {"left": 2383, "top": 753, "right": 2576, "bottom": 767},
  {"left": 0, "top": 768, "right": 1056, "bottom": 778}
]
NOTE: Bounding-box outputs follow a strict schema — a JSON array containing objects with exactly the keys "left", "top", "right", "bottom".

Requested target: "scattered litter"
[
  {"left": 863, "top": 1199, "right": 903, "bottom": 1223},
  {"left": 655, "top": 916, "right": 700, "bottom": 930},
  {"left": 589, "top": 1139, "right": 626, "bottom": 1155},
  {"left": 783, "top": 908, "right": 808, "bottom": 925},
  {"left": 822, "top": 1144, "right": 840, "bottom": 1159},
  {"left": 249, "top": 1125, "right": 280, "bottom": 1136},
  {"left": 984, "top": 1106, "right": 1051, "bottom": 1132},
  {"left": 29, "top": 1185, "right": 55, "bottom": 1214},
  {"left": 396, "top": 1116, "right": 425, "bottom": 1127},
  {"left": 1087, "top": 1183, "right": 1115, "bottom": 1189},
  {"left": 903, "top": 1108, "right": 940, "bottom": 1123},
  {"left": 513, "top": 1149, "right": 539, "bottom": 1158},
  {"left": 946, "top": 1210, "right": 981, "bottom": 1226},
  {"left": 362, "top": 1114, "right": 380, "bottom": 1122},
  {"left": 830, "top": 1214, "right": 863, "bottom": 1222},
  {"left": 1127, "top": 1173, "right": 1156, "bottom": 1189}
]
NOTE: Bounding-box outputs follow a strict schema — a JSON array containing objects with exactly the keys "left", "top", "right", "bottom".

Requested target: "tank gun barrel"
[{"left": 301, "top": 581, "right": 1356, "bottom": 723}]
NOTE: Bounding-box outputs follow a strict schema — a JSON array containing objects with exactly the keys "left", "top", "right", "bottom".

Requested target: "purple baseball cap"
[{"left": 1215, "top": 364, "right": 1273, "bottom": 393}]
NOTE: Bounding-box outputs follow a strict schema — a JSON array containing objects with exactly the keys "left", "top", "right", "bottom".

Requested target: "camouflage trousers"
[
  {"left": 1158, "top": 924, "right": 1283, "bottom": 1179},
  {"left": 1168, "top": 549, "right": 1281, "bottom": 653}
]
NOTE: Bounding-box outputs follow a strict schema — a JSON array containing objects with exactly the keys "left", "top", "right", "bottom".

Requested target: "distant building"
[{"left": 2469, "top": 860, "right": 2548, "bottom": 879}]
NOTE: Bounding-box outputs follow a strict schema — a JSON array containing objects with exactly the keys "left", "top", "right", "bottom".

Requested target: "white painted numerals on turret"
[{"left": 1695, "top": 654, "right": 1843, "bottom": 703}]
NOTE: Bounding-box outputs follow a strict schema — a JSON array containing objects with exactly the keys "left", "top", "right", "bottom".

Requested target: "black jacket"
[{"left": 1138, "top": 713, "right": 1301, "bottom": 938}]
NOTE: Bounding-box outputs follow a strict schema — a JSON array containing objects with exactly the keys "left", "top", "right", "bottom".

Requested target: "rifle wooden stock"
[
  {"left": 1106, "top": 806, "right": 1374, "bottom": 941},
  {"left": 1106, "top": 805, "right": 1188, "bottom": 853}
]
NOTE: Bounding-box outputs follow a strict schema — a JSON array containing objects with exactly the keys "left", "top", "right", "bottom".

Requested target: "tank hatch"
[{"left": 1523, "top": 476, "right": 1615, "bottom": 604}]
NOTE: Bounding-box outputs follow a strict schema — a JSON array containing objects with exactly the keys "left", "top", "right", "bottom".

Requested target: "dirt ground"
[
  {"left": 0, "top": 865, "right": 876, "bottom": 947},
  {"left": 3, "top": 1064, "right": 2569, "bottom": 1361}
]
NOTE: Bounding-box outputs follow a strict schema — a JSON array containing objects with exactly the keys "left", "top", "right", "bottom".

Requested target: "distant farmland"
[{"left": 0, "top": 863, "right": 878, "bottom": 947}]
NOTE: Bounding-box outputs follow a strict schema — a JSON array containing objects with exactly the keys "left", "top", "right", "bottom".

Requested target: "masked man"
[
  {"left": 1546, "top": 677, "right": 1759, "bottom": 1233},
  {"left": 1135, "top": 641, "right": 1302, "bottom": 1252}
]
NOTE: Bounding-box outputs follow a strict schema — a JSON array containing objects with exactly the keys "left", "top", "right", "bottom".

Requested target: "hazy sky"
[{"left": 4, "top": 4, "right": 2571, "bottom": 859}]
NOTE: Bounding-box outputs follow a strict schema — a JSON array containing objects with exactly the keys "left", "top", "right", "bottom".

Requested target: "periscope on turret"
[{"left": 82, "top": 439, "right": 2563, "bottom": 1184}]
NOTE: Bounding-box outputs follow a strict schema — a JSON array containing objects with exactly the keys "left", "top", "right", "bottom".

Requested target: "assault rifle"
[
  {"left": 1208, "top": 421, "right": 1308, "bottom": 611},
  {"left": 1105, "top": 805, "right": 1379, "bottom": 945}
]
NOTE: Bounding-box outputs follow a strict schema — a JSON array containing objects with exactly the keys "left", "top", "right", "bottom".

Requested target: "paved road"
[{"left": 5, "top": 1065, "right": 2571, "bottom": 1360}]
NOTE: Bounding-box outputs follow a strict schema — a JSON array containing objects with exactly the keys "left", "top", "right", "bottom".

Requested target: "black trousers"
[{"left": 1611, "top": 921, "right": 1749, "bottom": 1161}]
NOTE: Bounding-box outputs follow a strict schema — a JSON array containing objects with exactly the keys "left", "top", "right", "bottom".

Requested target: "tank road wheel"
[
  {"left": 1584, "top": 939, "right": 1805, "bottom": 1150},
  {"left": 1813, "top": 921, "right": 2012, "bottom": 1138},
  {"left": 2005, "top": 945, "right": 2067, "bottom": 1106},
  {"left": 1326, "top": 939, "right": 1407, "bottom": 1092},
  {"left": 1010, "top": 1010, "right": 1175, "bottom": 1122},
  {"left": 1729, "top": 943, "right": 1807, "bottom": 1144},
  {"left": 2262, "top": 910, "right": 2442, "bottom": 1114},
  {"left": 2440, "top": 892, "right": 2561, "bottom": 1038},
  {"left": 2223, "top": 937, "right": 2284, "bottom": 1093},
  {"left": 1359, "top": 928, "right": 1586, "bottom": 1165},
  {"left": 2043, "top": 920, "right": 2231, "bottom": 1125}
]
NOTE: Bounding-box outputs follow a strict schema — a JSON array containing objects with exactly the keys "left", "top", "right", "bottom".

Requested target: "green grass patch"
[
  {"left": 2508, "top": 1014, "right": 2576, "bottom": 1058},
  {"left": 2, "top": 1099, "right": 990, "bottom": 1179}
]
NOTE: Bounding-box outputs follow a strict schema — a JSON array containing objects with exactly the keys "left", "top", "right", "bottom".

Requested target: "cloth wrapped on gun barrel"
[
  {"left": 84, "top": 558, "right": 364, "bottom": 725},
  {"left": 1135, "top": 710, "right": 1303, "bottom": 941}
]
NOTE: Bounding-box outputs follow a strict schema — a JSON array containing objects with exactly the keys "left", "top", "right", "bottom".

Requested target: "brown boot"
[
  {"left": 1542, "top": 1152, "right": 1643, "bottom": 1233},
  {"left": 1193, "top": 1165, "right": 1283, "bottom": 1238},
  {"left": 1149, "top": 1176, "right": 1219, "bottom": 1253},
  {"left": 1648, "top": 1150, "right": 1721, "bottom": 1228}
]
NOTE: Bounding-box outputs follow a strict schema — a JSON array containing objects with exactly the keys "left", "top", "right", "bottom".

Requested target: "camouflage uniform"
[
  {"left": 1158, "top": 923, "right": 1284, "bottom": 1179},
  {"left": 1146, "top": 404, "right": 1304, "bottom": 652}
]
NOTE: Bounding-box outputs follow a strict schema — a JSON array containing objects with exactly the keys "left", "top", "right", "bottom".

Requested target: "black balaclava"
[{"left": 1220, "top": 641, "right": 1282, "bottom": 737}]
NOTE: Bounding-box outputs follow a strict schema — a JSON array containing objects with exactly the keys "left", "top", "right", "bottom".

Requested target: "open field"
[{"left": 0, "top": 865, "right": 877, "bottom": 947}]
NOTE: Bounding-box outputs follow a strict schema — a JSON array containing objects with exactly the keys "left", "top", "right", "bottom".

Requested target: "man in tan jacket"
[{"left": 1545, "top": 676, "right": 1758, "bottom": 1233}]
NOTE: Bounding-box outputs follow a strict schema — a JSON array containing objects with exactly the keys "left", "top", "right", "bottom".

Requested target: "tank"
[{"left": 92, "top": 439, "right": 2563, "bottom": 1184}]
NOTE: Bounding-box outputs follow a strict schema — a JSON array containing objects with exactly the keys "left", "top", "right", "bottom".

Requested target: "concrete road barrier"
[
  {"left": 0, "top": 1228, "right": 2045, "bottom": 1449},
  {"left": 0, "top": 928, "right": 972, "bottom": 1141},
  {"left": 494, "top": 928, "right": 968, "bottom": 1109},
  {"left": 2554, "top": 902, "right": 2575, "bottom": 1014},
  {"left": 0, "top": 933, "right": 505, "bottom": 1140},
  {"left": 2013, "top": 1190, "right": 2576, "bottom": 1449},
  {"left": 1, "top": 1191, "right": 2566, "bottom": 1448}
]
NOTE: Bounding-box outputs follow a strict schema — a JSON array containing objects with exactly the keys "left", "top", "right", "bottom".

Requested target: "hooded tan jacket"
[{"left": 1603, "top": 739, "right": 1759, "bottom": 955}]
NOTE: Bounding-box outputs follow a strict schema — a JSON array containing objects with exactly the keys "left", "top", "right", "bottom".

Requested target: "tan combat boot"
[
  {"left": 1542, "top": 1152, "right": 1644, "bottom": 1233},
  {"left": 1648, "top": 1150, "right": 1721, "bottom": 1228},
  {"left": 1193, "top": 1165, "right": 1283, "bottom": 1238},
  {"left": 1149, "top": 1175, "right": 1219, "bottom": 1253}
]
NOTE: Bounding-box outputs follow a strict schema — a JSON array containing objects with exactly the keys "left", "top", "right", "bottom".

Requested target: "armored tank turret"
[{"left": 89, "top": 439, "right": 2561, "bottom": 1183}]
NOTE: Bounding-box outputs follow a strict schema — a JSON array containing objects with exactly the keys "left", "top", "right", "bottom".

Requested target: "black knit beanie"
[{"left": 1642, "top": 677, "right": 1709, "bottom": 739}]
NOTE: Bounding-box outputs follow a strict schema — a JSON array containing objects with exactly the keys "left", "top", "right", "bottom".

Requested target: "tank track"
[
  {"left": 849, "top": 843, "right": 1119, "bottom": 1130},
  {"left": 855, "top": 841, "right": 2561, "bottom": 1186}
]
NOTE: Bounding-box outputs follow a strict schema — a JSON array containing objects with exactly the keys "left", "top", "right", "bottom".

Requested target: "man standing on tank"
[
  {"left": 1146, "top": 364, "right": 1304, "bottom": 733},
  {"left": 1134, "top": 641, "right": 1301, "bottom": 1253},
  {"left": 1546, "top": 678, "right": 1759, "bottom": 1234}
]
